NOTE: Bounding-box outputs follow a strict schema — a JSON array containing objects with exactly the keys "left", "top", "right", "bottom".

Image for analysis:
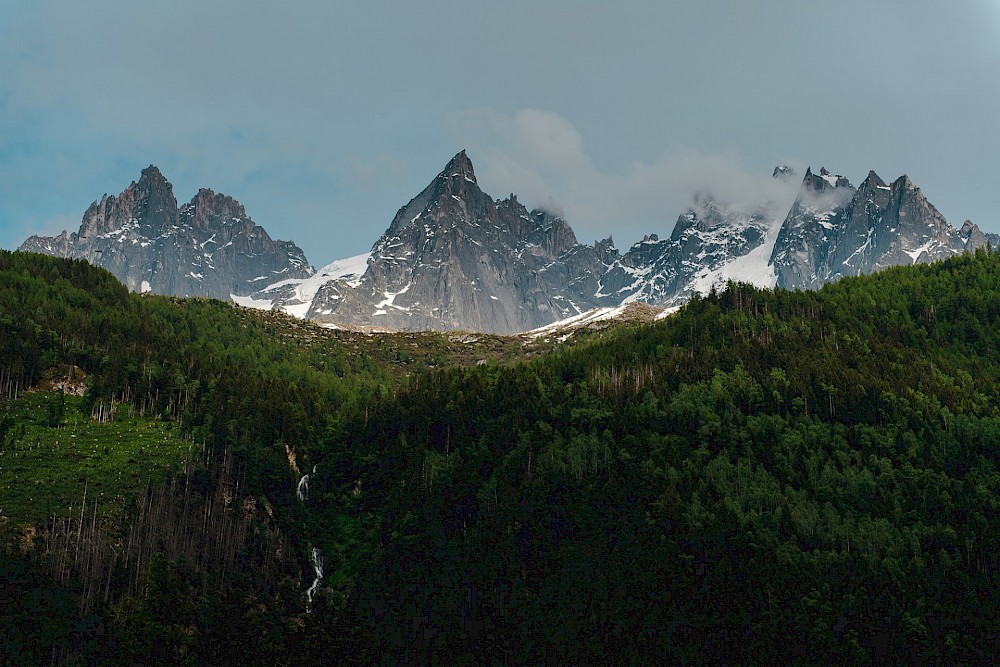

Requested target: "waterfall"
[
  {"left": 306, "top": 547, "right": 324, "bottom": 612},
  {"left": 296, "top": 465, "right": 317, "bottom": 502},
  {"left": 299, "top": 466, "right": 322, "bottom": 610}
]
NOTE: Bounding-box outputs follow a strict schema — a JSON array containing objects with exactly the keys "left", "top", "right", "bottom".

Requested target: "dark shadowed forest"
[{"left": 2, "top": 249, "right": 999, "bottom": 663}]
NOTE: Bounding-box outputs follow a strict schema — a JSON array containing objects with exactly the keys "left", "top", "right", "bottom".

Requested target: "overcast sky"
[{"left": 3, "top": 1, "right": 999, "bottom": 264}]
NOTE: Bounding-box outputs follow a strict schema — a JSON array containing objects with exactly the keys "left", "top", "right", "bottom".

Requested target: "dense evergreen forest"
[{"left": 2, "top": 249, "right": 999, "bottom": 663}]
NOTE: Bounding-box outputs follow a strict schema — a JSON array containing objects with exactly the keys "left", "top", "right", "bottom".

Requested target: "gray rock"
[
  {"left": 19, "top": 166, "right": 312, "bottom": 299},
  {"left": 301, "top": 151, "right": 614, "bottom": 334},
  {"left": 769, "top": 167, "right": 856, "bottom": 290},
  {"left": 22, "top": 155, "right": 992, "bottom": 334},
  {"left": 771, "top": 167, "right": 986, "bottom": 290}
]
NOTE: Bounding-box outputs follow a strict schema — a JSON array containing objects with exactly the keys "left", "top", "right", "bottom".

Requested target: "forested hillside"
[
  {"left": 2, "top": 249, "right": 1000, "bottom": 663},
  {"left": 309, "top": 250, "right": 1000, "bottom": 663},
  {"left": 0, "top": 251, "right": 545, "bottom": 663}
]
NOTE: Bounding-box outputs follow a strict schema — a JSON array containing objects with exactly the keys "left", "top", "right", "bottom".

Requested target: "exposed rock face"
[
  {"left": 296, "top": 151, "right": 614, "bottom": 333},
  {"left": 20, "top": 154, "right": 996, "bottom": 334},
  {"left": 597, "top": 169, "right": 796, "bottom": 307},
  {"left": 254, "top": 156, "right": 993, "bottom": 333},
  {"left": 959, "top": 219, "right": 1000, "bottom": 248},
  {"left": 771, "top": 168, "right": 988, "bottom": 290},
  {"left": 19, "top": 166, "right": 312, "bottom": 298},
  {"left": 770, "top": 167, "right": 857, "bottom": 290}
]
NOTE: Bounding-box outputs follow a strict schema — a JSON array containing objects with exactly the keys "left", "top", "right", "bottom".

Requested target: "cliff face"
[
  {"left": 771, "top": 169, "right": 985, "bottom": 290},
  {"left": 20, "top": 166, "right": 312, "bottom": 298},
  {"left": 21, "top": 155, "right": 995, "bottom": 334},
  {"left": 290, "top": 151, "right": 614, "bottom": 334},
  {"left": 251, "top": 155, "right": 996, "bottom": 333},
  {"left": 769, "top": 167, "right": 857, "bottom": 290}
]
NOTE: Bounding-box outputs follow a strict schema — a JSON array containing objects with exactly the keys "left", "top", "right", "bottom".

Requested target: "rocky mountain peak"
[
  {"left": 441, "top": 149, "right": 476, "bottom": 183},
  {"left": 22, "top": 154, "right": 993, "bottom": 336},
  {"left": 20, "top": 166, "right": 311, "bottom": 299},
  {"left": 383, "top": 150, "right": 490, "bottom": 238},
  {"left": 883, "top": 175, "right": 934, "bottom": 225},
  {"left": 892, "top": 174, "right": 917, "bottom": 192},
  {"left": 269, "top": 151, "right": 617, "bottom": 334},
  {"left": 852, "top": 172, "right": 889, "bottom": 205},
  {"left": 434, "top": 150, "right": 483, "bottom": 212},
  {"left": 822, "top": 168, "right": 852, "bottom": 189},
  {"left": 184, "top": 188, "right": 250, "bottom": 230},
  {"left": 75, "top": 165, "right": 179, "bottom": 240},
  {"left": 801, "top": 167, "right": 852, "bottom": 195},
  {"left": 772, "top": 165, "right": 795, "bottom": 180},
  {"left": 886, "top": 174, "right": 942, "bottom": 226},
  {"left": 960, "top": 220, "right": 999, "bottom": 247},
  {"left": 138, "top": 164, "right": 168, "bottom": 187},
  {"left": 959, "top": 219, "right": 987, "bottom": 246},
  {"left": 769, "top": 165, "right": 858, "bottom": 290},
  {"left": 133, "top": 165, "right": 178, "bottom": 215},
  {"left": 525, "top": 208, "right": 579, "bottom": 256},
  {"left": 858, "top": 170, "right": 887, "bottom": 189},
  {"left": 193, "top": 187, "right": 221, "bottom": 204},
  {"left": 226, "top": 156, "right": 1000, "bottom": 331}
]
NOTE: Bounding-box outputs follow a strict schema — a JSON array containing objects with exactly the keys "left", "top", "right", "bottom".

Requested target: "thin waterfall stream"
[{"left": 297, "top": 465, "right": 322, "bottom": 611}]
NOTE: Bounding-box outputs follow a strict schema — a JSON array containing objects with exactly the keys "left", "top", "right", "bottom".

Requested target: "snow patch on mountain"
[
  {"left": 690, "top": 213, "right": 784, "bottom": 294},
  {"left": 526, "top": 302, "right": 671, "bottom": 341},
  {"left": 231, "top": 293, "right": 277, "bottom": 310},
  {"left": 247, "top": 252, "right": 371, "bottom": 318},
  {"left": 527, "top": 305, "right": 630, "bottom": 338}
]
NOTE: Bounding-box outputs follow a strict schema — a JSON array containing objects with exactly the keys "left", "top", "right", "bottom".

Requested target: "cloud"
[
  {"left": 506, "top": 109, "right": 591, "bottom": 173},
  {"left": 535, "top": 197, "right": 565, "bottom": 220},
  {"left": 800, "top": 185, "right": 856, "bottom": 217},
  {"left": 447, "top": 108, "right": 802, "bottom": 247}
]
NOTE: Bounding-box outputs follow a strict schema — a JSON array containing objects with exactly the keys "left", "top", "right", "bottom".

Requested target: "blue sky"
[{"left": 3, "top": 1, "right": 999, "bottom": 265}]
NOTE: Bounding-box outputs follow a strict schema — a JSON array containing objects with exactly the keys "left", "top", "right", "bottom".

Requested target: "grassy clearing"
[{"left": 0, "top": 391, "right": 194, "bottom": 533}]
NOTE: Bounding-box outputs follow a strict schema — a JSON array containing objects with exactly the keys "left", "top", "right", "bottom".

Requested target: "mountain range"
[
  {"left": 21, "top": 152, "right": 998, "bottom": 334},
  {"left": 20, "top": 166, "right": 312, "bottom": 299}
]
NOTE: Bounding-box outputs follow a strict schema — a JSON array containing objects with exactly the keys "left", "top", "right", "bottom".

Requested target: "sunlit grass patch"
[{"left": 0, "top": 391, "right": 194, "bottom": 533}]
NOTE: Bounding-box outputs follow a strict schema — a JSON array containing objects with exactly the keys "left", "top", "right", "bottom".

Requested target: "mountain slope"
[
  {"left": 771, "top": 167, "right": 992, "bottom": 289},
  {"left": 597, "top": 169, "right": 797, "bottom": 307},
  {"left": 256, "top": 151, "right": 615, "bottom": 333},
  {"left": 316, "top": 249, "right": 1000, "bottom": 663},
  {"left": 4, "top": 249, "right": 1000, "bottom": 663},
  {"left": 769, "top": 167, "right": 856, "bottom": 289},
  {"left": 19, "top": 156, "right": 1000, "bottom": 334},
  {"left": 20, "top": 166, "right": 313, "bottom": 299}
]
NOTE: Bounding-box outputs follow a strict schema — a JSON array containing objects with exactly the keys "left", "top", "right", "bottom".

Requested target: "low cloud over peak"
[{"left": 447, "top": 108, "right": 802, "bottom": 248}]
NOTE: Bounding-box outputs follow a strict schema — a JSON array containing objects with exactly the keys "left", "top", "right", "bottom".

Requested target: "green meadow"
[{"left": 0, "top": 391, "right": 193, "bottom": 533}]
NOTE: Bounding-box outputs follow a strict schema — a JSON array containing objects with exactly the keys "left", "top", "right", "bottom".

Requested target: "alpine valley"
[
  {"left": 8, "top": 152, "right": 1000, "bottom": 664},
  {"left": 4, "top": 245, "right": 1000, "bottom": 663},
  {"left": 21, "top": 152, "right": 999, "bottom": 334}
]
